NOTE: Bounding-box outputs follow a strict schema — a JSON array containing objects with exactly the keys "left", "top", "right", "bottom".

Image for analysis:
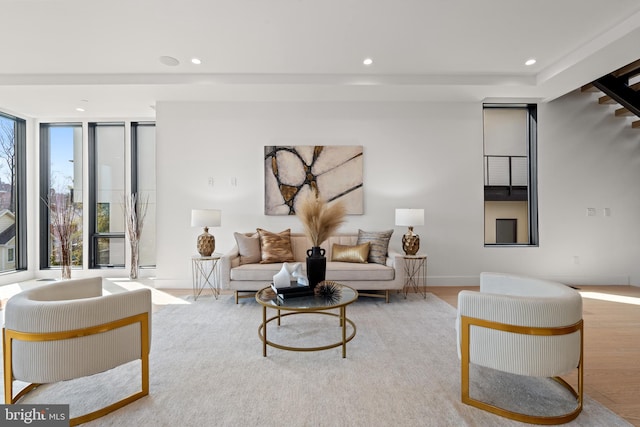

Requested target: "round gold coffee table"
[{"left": 256, "top": 284, "right": 358, "bottom": 358}]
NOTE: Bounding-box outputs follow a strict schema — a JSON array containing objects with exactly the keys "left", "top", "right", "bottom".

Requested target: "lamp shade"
[
  {"left": 191, "top": 209, "right": 221, "bottom": 228},
  {"left": 395, "top": 209, "right": 424, "bottom": 227}
]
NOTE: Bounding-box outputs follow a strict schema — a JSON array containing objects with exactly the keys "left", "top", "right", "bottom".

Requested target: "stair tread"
[
  {"left": 598, "top": 96, "right": 617, "bottom": 104},
  {"left": 581, "top": 83, "right": 599, "bottom": 93},
  {"left": 615, "top": 107, "right": 634, "bottom": 117}
]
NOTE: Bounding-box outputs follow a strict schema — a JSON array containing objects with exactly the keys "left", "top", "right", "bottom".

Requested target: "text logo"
[{"left": 1, "top": 405, "right": 69, "bottom": 426}]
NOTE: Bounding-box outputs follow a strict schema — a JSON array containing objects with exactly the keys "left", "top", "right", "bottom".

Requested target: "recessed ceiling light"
[
  {"left": 191, "top": 58, "right": 202, "bottom": 65},
  {"left": 75, "top": 107, "right": 85, "bottom": 112},
  {"left": 525, "top": 58, "right": 536, "bottom": 66},
  {"left": 363, "top": 58, "right": 373, "bottom": 66},
  {"left": 159, "top": 56, "right": 180, "bottom": 66}
]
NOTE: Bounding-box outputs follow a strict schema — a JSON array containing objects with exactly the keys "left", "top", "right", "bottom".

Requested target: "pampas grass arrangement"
[
  {"left": 296, "top": 192, "right": 346, "bottom": 247},
  {"left": 44, "top": 194, "right": 78, "bottom": 279}
]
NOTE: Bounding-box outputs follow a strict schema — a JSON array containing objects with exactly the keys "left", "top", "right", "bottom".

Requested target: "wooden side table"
[
  {"left": 402, "top": 254, "right": 427, "bottom": 298},
  {"left": 191, "top": 254, "right": 221, "bottom": 300}
]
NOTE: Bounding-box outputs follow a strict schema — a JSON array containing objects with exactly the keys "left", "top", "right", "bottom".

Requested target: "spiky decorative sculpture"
[{"left": 314, "top": 280, "right": 342, "bottom": 303}]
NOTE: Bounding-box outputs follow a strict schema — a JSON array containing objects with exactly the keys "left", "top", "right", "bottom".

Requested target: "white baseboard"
[
  {"left": 542, "top": 275, "right": 630, "bottom": 286},
  {"left": 425, "top": 275, "right": 631, "bottom": 287},
  {"left": 425, "top": 276, "right": 480, "bottom": 287}
]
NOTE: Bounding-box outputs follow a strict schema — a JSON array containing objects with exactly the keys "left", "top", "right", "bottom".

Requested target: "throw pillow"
[
  {"left": 356, "top": 229, "right": 393, "bottom": 264},
  {"left": 233, "top": 232, "right": 261, "bottom": 265},
  {"left": 331, "top": 242, "right": 370, "bottom": 263},
  {"left": 256, "top": 228, "right": 295, "bottom": 264}
]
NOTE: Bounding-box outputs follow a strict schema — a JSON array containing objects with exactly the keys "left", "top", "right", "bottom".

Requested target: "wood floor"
[{"left": 429, "top": 285, "right": 640, "bottom": 427}]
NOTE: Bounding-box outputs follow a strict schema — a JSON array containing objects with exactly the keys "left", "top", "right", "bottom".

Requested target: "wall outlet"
[
  {"left": 208, "top": 177, "right": 214, "bottom": 186},
  {"left": 572, "top": 256, "right": 580, "bottom": 265}
]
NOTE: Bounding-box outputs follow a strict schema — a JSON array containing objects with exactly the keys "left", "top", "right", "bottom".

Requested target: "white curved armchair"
[
  {"left": 456, "top": 272, "right": 583, "bottom": 424},
  {"left": 2, "top": 277, "right": 151, "bottom": 426}
]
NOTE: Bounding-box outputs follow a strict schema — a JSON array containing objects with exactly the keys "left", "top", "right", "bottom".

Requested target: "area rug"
[{"left": 3, "top": 292, "right": 630, "bottom": 426}]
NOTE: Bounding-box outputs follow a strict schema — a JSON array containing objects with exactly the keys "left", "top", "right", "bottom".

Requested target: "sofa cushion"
[
  {"left": 325, "top": 262, "right": 395, "bottom": 281},
  {"left": 229, "top": 261, "right": 395, "bottom": 282},
  {"left": 257, "top": 228, "right": 295, "bottom": 264},
  {"left": 290, "top": 235, "right": 317, "bottom": 261},
  {"left": 357, "top": 229, "right": 393, "bottom": 264},
  {"left": 230, "top": 263, "right": 285, "bottom": 281},
  {"left": 331, "top": 242, "right": 370, "bottom": 263},
  {"left": 234, "top": 232, "right": 261, "bottom": 265}
]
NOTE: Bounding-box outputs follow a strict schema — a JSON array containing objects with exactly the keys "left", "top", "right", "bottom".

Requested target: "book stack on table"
[{"left": 271, "top": 281, "right": 313, "bottom": 299}]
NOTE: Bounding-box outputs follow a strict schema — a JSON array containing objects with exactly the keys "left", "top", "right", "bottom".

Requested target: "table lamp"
[
  {"left": 191, "top": 209, "right": 221, "bottom": 256},
  {"left": 395, "top": 208, "right": 424, "bottom": 255}
]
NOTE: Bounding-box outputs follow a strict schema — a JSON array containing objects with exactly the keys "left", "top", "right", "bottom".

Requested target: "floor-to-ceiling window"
[
  {"left": 39, "top": 123, "right": 83, "bottom": 270},
  {"left": 483, "top": 104, "right": 538, "bottom": 246},
  {"left": 40, "top": 121, "right": 155, "bottom": 272},
  {"left": 0, "top": 112, "right": 26, "bottom": 272},
  {"left": 89, "top": 122, "right": 125, "bottom": 268},
  {"left": 132, "top": 122, "right": 156, "bottom": 267}
]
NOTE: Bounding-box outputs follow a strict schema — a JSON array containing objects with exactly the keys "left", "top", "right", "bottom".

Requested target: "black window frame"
[
  {"left": 483, "top": 104, "right": 539, "bottom": 247},
  {"left": 0, "top": 111, "right": 27, "bottom": 271},
  {"left": 89, "top": 122, "right": 126, "bottom": 269},
  {"left": 131, "top": 121, "right": 156, "bottom": 268},
  {"left": 39, "top": 122, "right": 83, "bottom": 270}
]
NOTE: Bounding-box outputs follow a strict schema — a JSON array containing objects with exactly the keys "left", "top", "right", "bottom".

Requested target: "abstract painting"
[{"left": 264, "top": 145, "right": 363, "bottom": 215}]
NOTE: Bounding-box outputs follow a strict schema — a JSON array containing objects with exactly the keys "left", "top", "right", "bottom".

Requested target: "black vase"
[{"left": 306, "top": 246, "right": 326, "bottom": 290}]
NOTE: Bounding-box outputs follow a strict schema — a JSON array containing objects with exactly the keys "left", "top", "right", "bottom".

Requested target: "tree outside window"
[{"left": 0, "top": 116, "right": 17, "bottom": 272}]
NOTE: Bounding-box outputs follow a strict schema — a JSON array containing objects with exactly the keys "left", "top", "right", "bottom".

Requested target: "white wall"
[
  {"left": 152, "top": 91, "right": 640, "bottom": 288},
  {"left": 537, "top": 90, "right": 640, "bottom": 285}
]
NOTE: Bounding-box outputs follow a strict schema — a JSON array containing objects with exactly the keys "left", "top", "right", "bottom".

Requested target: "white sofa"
[
  {"left": 456, "top": 272, "right": 583, "bottom": 424},
  {"left": 220, "top": 232, "right": 404, "bottom": 303}
]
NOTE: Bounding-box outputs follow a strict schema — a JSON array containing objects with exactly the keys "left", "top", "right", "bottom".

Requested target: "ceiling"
[{"left": 1, "top": 0, "right": 640, "bottom": 119}]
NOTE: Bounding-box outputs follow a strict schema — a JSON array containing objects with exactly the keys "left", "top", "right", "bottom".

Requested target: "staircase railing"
[{"left": 484, "top": 155, "right": 527, "bottom": 187}]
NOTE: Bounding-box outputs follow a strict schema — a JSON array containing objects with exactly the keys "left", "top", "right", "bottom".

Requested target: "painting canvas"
[{"left": 264, "top": 145, "right": 364, "bottom": 215}]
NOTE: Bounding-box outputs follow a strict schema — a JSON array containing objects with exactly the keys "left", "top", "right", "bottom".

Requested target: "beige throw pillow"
[
  {"left": 234, "top": 232, "right": 261, "bottom": 265},
  {"left": 331, "top": 242, "right": 370, "bottom": 263},
  {"left": 257, "top": 228, "right": 295, "bottom": 264},
  {"left": 356, "top": 229, "right": 393, "bottom": 264}
]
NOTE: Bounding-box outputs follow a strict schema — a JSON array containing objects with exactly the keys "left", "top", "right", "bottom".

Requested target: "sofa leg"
[
  {"left": 385, "top": 290, "right": 390, "bottom": 303},
  {"left": 235, "top": 291, "right": 238, "bottom": 304}
]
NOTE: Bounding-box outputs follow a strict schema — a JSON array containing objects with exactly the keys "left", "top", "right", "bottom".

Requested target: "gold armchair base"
[
  {"left": 460, "top": 315, "right": 583, "bottom": 425},
  {"left": 3, "top": 313, "right": 150, "bottom": 426}
]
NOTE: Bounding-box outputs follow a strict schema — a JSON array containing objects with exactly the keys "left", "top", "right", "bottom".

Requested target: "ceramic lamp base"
[
  {"left": 197, "top": 228, "right": 215, "bottom": 256},
  {"left": 402, "top": 227, "right": 420, "bottom": 255}
]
